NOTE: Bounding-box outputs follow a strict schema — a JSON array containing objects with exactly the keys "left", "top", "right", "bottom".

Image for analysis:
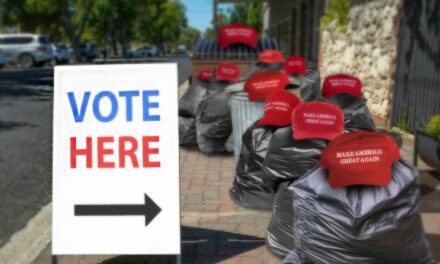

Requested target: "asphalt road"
[{"left": 0, "top": 56, "right": 191, "bottom": 250}]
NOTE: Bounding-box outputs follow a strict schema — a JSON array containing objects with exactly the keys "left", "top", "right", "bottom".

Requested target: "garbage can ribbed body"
[{"left": 228, "top": 92, "right": 264, "bottom": 162}]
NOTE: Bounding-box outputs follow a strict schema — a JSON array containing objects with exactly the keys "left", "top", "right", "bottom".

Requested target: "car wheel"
[{"left": 18, "top": 54, "right": 34, "bottom": 68}]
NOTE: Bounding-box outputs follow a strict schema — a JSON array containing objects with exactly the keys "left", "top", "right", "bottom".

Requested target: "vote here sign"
[{"left": 52, "top": 64, "right": 180, "bottom": 255}]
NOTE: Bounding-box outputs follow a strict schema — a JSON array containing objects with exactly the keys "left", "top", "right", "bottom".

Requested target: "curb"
[{"left": 0, "top": 203, "right": 51, "bottom": 264}]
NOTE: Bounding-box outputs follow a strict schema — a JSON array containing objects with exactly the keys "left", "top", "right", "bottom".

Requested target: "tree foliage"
[
  {"left": 134, "top": 0, "right": 187, "bottom": 52},
  {"left": 1, "top": 0, "right": 189, "bottom": 59},
  {"left": 204, "top": 3, "right": 263, "bottom": 39},
  {"left": 321, "top": 0, "right": 351, "bottom": 31},
  {"left": 178, "top": 26, "right": 200, "bottom": 52}
]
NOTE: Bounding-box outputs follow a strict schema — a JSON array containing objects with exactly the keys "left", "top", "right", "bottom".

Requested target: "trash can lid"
[
  {"left": 225, "top": 82, "right": 251, "bottom": 101},
  {"left": 225, "top": 82, "right": 245, "bottom": 93}
]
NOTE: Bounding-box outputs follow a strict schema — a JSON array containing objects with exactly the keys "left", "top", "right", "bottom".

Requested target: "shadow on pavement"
[
  {"left": 100, "top": 226, "right": 265, "bottom": 264},
  {"left": 427, "top": 234, "right": 440, "bottom": 261},
  {"left": 0, "top": 69, "right": 53, "bottom": 99},
  {"left": 0, "top": 121, "right": 36, "bottom": 131}
]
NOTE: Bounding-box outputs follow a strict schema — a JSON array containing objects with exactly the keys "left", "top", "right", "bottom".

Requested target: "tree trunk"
[
  {"left": 59, "top": 0, "right": 93, "bottom": 62},
  {"left": 119, "top": 21, "right": 128, "bottom": 58},
  {"left": 111, "top": 29, "right": 118, "bottom": 56}
]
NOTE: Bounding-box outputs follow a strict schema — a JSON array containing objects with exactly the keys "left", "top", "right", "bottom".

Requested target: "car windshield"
[{"left": 38, "top": 36, "right": 50, "bottom": 44}]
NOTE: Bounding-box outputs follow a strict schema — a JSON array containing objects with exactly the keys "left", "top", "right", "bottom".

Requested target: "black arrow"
[{"left": 74, "top": 193, "right": 161, "bottom": 226}]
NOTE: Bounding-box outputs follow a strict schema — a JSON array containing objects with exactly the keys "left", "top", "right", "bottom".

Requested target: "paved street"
[{"left": 0, "top": 68, "right": 53, "bottom": 248}]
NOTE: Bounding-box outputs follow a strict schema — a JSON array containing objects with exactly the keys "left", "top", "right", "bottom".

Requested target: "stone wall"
[{"left": 319, "top": 0, "right": 402, "bottom": 125}]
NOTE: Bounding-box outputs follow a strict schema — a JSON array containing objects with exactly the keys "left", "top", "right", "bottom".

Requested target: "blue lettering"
[
  {"left": 68, "top": 91, "right": 90, "bottom": 123},
  {"left": 93, "top": 91, "right": 118, "bottom": 122},
  {"left": 143, "top": 90, "right": 160, "bottom": 121},
  {"left": 119, "top": 90, "right": 139, "bottom": 122}
]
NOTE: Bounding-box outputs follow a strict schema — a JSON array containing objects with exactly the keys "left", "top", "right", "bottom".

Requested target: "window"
[
  {"left": 0, "top": 37, "right": 33, "bottom": 45},
  {"left": 271, "top": 21, "right": 289, "bottom": 55}
]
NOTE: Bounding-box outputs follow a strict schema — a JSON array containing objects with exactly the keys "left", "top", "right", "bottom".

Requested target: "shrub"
[{"left": 426, "top": 115, "right": 440, "bottom": 140}]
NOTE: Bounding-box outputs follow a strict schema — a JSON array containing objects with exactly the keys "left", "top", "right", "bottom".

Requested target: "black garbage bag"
[
  {"left": 179, "top": 116, "right": 197, "bottom": 146},
  {"left": 262, "top": 126, "right": 328, "bottom": 256},
  {"left": 288, "top": 67, "right": 321, "bottom": 102},
  {"left": 282, "top": 251, "right": 302, "bottom": 264},
  {"left": 241, "top": 62, "right": 284, "bottom": 81},
  {"left": 229, "top": 121, "right": 279, "bottom": 209},
  {"left": 285, "top": 160, "right": 435, "bottom": 264},
  {"left": 195, "top": 93, "right": 233, "bottom": 154},
  {"left": 325, "top": 93, "right": 376, "bottom": 131},
  {"left": 224, "top": 134, "right": 234, "bottom": 153},
  {"left": 205, "top": 80, "right": 233, "bottom": 96},
  {"left": 266, "top": 180, "right": 297, "bottom": 257},
  {"left": 178, "top": 79, "right": 209, "bottom": 117},
  {"left": 261, "top": 126, "right": 328, "bottom": 193}
]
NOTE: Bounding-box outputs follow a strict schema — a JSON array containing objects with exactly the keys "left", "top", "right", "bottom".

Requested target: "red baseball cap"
[
  {"left": 320, "top": 131, "right": 400, "bottom": 188},
  {"left": 198, "top": 70, "right": 213, "bottom": 81},
  {"left": 257, "top": 91, "right": 301, "bottom": 127},
  {"left": 291, "top": 102, "right": 344, "bottom": 140},
  {"left": 244, "top": 71, "right": 290, "bottom": 101},
  {"left": 218, "top": 23, "right": 258, "bottom": 49},
  {"left": 322, "top": 74, "right": 362, "bottom": 99},
  {"left": 259, "top": 49, "right": 284, "bottom": 64},
  {"left": 215, "top": 63, "right": 240, "bottom": 82},
  {"left": 284, "top": 56, "right": 307, "bottom": 75}
]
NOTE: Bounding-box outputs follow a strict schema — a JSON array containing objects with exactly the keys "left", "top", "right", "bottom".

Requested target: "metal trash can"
[{"left": 226, "top": 83, "right": 265, "bottom": 162}]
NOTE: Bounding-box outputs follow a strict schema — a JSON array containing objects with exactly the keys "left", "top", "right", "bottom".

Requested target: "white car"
[
  {"left": 53, "top": 44, "right": 71, "bottom": 64},
  {"left": 0, "top": 34, "right": 54, "bottom": 68},
  {"left": 0, "top": 49, "right": 5, "bottom": 69},
  {"left": 129, "top": 46, "right": 159, "bottom": 58}
]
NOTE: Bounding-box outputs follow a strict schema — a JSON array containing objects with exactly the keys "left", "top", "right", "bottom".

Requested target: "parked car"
[
  {"left": 171, "top": 45, "right": 187, "bottom": 55},
  {"left": 79, "top": 43, "right": 100, "bottom": 62},
  {"left": 128, "top": 47, "right": 146, "bottom": 58},
  {"left": 128, "top": 46, "right": 159, "bottom": 58},
  {"left": 53, "top": 44, "right": 71, "bottom": 64},
  {"left": 145, "top": 46, "right": 159, "bottom": 57},
  {"left": 0, "top": 34, "right": 54, "bottom": 68},
  {"left": 0, "top": 49, "right": 5, "bottom": 69},
  {"left": 178, "top": 45, "right": 187, "bottom": 54}
]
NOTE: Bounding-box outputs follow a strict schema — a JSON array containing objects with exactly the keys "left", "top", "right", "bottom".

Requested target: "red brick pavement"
[{"left": 179, "top": 147, "right": 280, "bottom": 264}]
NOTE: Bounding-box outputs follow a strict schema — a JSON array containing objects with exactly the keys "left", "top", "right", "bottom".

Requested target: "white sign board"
[{"left": 52, "top": 64, "right": 180, "bottom": 255}]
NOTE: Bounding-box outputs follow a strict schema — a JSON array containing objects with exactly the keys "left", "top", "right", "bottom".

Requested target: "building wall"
[
  {"left": 320, "top": 0, "right": 402, "bottom": 125},
  {"left": 267, "top": 0, "right": 324, "bottom": 64}
]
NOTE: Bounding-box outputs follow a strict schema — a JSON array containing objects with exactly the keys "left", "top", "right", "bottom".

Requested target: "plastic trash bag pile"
[
  {"left": 229, "top": 91, "right": 301, "bottom": 209},
  {"left": 282, "top": 132, "right": 434, "bottom": 264},
  {"left": 225, "top": 71, "right": 434, "bottom": 262},
  {"left": 178, "top": 64, "right": 239, "bottom": 152}
]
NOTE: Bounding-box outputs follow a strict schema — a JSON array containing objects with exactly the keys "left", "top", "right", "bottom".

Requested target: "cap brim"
[
  {"left": 257, "top": 116, "right": 290, "bottom": 127},
  {"left": 327, "top": 166, "right": 393, "bottom": 188},
  {"left": 248, "top": 93, "right": 263, "bottom": 102},
  {"left": 217, "top": 75, "right": 238, "bottom": 83},
  {"left": 293, "top": 129, "right": 341, "bottom": 140},
  {"left": 260, "top": 59, "right": 277, "bottom": 64},
  {"left": 324, "top": 91, "right": 362, "bottom": 99}
]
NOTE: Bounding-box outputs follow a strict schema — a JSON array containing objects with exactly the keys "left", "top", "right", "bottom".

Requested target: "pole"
[
  {"left": 0, "top": 0, "right": 3, "bottom": 33},
  {"left": 213, "top": 0, "right": 218, "bottom": 33}
]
